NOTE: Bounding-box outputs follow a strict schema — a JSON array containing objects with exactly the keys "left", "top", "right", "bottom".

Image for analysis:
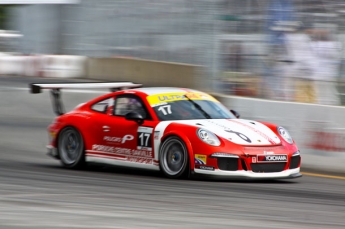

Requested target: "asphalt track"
[{"left": 0, "top": 76, "right": 344, "bottom": 229}]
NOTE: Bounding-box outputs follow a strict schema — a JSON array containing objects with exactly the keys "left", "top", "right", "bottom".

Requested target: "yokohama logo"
[{"left": 257, "top": 155, "right": 287, "bottom": 162}]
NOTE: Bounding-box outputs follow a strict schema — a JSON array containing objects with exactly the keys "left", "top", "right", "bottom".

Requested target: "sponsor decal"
[
  {"left": 194, "top": 154, "right": 207, "bottom": 165},
  {"left": 91, "top": 145, "right": 152, "bottom": 157},
  {"left": 226, "top": 119, "right": 278, "bottom": 144},
  {"left": 87, "top": 152, "right": 153, "bottom": 165},
  {"left": 127, "top": 157, "right": 153, "bottom": 164},
  {"left": 257, "top": 154, "right": 287, "bottom": 162},
  {"left": 154, "top": 131, "right": 160, "bottom": 140},
  {"left": 199, "top": 165, "right": 215, "bottom": 171},
  {"left": 204, "top": 120, "right": 253, "bottom": 143},
  {"left": 263, "top": 151, "right": 274, "bottom": 155},
  {"left": 147, "top": 92, "right": 218, "bottom": 106},
  {"left": 244, "top": 146, "right": 284, "bottom": 151},
  {"left": 104, "top": 135, "right": 134, "bottom": 144},
  {"left": 224, "top": 128, "right": 251, "bottom": 143}
]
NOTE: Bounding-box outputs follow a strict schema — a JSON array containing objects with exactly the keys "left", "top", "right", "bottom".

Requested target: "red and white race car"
[{"left": 30, "top": 82, "right": 301, "bottom": 179}]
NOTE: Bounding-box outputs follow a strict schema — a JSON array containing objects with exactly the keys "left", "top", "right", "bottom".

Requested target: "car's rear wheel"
[
  {"left": 58, "top": 126, "right": 85, "bottom": 169},
  {"left": 159, "top": 136, "right": 189, "bottom": 179}
]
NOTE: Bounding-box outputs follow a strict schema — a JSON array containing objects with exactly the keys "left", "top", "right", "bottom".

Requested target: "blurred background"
[
  {"left": 1, "top": 0, "right": 345, "bottom": 105},
  {"left": 0, "top": 2, "right": 344, "bottom": 228}
]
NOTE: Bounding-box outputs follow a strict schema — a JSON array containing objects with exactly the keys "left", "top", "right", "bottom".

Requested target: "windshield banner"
[{"left": 147, "top": 92, "right": 218, "bottom": 107}]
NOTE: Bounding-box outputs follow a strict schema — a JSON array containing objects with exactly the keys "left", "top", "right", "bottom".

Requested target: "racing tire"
[
  {"left": 159, "top": 136, "right": 189, "bottom": 179},
  {"left": 58, "top": 126, "right": 85, "bottom": 169}
]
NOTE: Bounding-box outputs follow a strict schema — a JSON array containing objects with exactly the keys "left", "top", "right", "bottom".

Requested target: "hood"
[{"left": 172, "top": 119, "right": 281, "bottom": 146}]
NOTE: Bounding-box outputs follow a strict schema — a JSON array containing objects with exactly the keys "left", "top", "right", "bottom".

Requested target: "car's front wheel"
[
  {"left": 58, "top": 126, "right": 85, "bottom": 169},
  {"left": 159, "top": 136, "right": 189, "bottom": 178}
]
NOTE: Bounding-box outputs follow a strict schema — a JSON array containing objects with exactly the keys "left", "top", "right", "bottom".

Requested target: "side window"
[
  {"left": 91, "top": 98, "right": 112, "bottom": 113},
  {"left": 114, "top": 95, "right": 148, "bottom": 118}
]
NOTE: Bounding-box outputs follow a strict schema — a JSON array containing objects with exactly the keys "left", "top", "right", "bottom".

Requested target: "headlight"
[
  {"left": 197, "top": 128, "right": 220, "bottom": 146},
  {"left": 277, "top": 126, "right": 293, "bottom": 144}
]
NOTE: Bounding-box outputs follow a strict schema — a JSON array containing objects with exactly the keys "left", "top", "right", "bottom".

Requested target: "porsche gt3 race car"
[{"left": 30, "top": 82, "right": 302, "bottom": 179}]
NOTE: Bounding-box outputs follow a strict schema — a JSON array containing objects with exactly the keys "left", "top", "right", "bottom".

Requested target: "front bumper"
[
  {"left": 194, "top": 167, "right": 302, "bottom": 179},
  {"left": 46, "top": 145, "right": 59, "bottom": 159}
]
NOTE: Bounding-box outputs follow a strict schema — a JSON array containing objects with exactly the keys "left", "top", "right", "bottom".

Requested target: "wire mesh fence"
[{"left": 59, "top": 0, "right": 271, "bottom": 92}]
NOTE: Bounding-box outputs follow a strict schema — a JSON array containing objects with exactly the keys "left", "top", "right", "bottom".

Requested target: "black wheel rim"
[
  {"left": 162, "top": 139, "right": 186, "bottom": 176},
  {"left": 59, "top": 129, "right": 81, "bottom": 165}
]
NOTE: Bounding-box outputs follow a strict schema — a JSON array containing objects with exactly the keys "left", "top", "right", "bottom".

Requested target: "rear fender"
[{"left": 53, "top": 114, "right": 91, "bottom": 150}]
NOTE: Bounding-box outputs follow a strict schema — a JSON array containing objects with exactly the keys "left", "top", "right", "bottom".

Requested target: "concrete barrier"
[
  {"left": 40, "top": 55, "right": 87, "bottom": 78},
  {"left": 23, "top": 55, "right": 42, "bottom": 77},
  {"left": 212, "top": 93, "right": 345, "bottom": 174},
  {"left": 0, "top": 55, "right": 86, "bottom": 78},
  {"left": 86, "top": 57, "right": 205, "bottom": 89},
  {"left": 0, "top": 55, "right": 25, "bottom": 75}
]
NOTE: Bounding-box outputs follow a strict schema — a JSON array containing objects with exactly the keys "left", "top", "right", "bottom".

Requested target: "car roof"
[{"left": 127, "top": 87, "right": 203, "bottom": 96}]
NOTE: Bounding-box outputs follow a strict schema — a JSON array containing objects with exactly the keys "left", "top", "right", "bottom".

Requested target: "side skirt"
[{"left": 85, "top": 155, "right": 160, "bottom": 171}]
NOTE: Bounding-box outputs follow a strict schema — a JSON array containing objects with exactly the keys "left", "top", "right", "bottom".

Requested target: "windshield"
[{"left": 152, "top": 99, "right": 235, "bottom": 121}]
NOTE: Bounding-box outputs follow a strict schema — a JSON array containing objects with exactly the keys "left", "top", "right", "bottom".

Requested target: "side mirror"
[
  {"left": 230, "top": 109, "right": 240, "bottom": 118},
  {"left": 125, "top": 111, "right": 144, "bottom": 125}
]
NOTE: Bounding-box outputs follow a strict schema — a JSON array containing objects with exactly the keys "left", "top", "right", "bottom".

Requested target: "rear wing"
[
  {"left": 29, "top": 82, "right": 142, "bottom": 116},
  {"left": 30, "top": 82, "right": 142, "bottom": 94}
]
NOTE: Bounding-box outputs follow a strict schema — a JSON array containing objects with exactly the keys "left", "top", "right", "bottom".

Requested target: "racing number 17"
[
  {"left": 137, "top": 127, "right": 153, "bottom": 149},
  {"left": 139, "top": 133, "right": 151, "bottom": 147},
  {"left": 158, "top": 105, "right": 171, "bottom": 115}
]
